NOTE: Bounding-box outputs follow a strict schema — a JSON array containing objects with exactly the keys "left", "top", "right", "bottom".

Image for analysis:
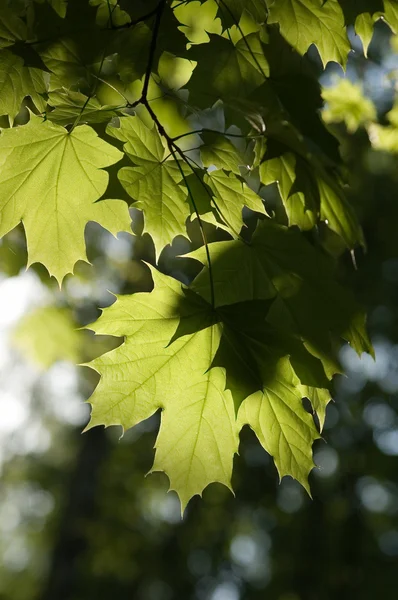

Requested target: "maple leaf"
[
  {"left": 34, "top": 0, "right": 68, "bottom": 18},
  {"left": 85, "top": 265, "right": 331, "bottom": 507},
  {"left": 259, "top": 152, "right": 317, "bottom": 231},
  {"left": 90, "top": 0, "right": 130, "bottom": 27},
  {"left": 0, "top": 0, "right": 377, "bottom": 509},
  {"left": 256, "top": 130, "right": 365, "bottom": 248},
  {"left": 186, "top": 221, "right": 372, "bottom": 367},
  {"left": 200, "top": 132, "right": 245, "bottom": 175},
  {"left": 204, "top": 170, "right": 267, "bottom": 234},
  {"left": 46, "top": 89, "right": 119, "bottom": 126},
  {"left": 238, "top": 356, "right": 320, "bottom": 493},
  {"left": 158, "top": 51, "right": 197, "bottom": 91},
  {"left": 220, "top": 0, "right": 268, "bottom": 23},
  {"left": 383, "top": 0, "right": 398, "bottom": 32},
  {"left": 339, "top": 1, "right": 383, "bottom": 56},
  {"left": 186, "top": 238, "right": 276, "bottom": 307},
  {"left": 0, "top": 118, "right": 131, "bottom": 283},
  {"left": 107, "top": 116, "right": 191, "bottom": 260},
  {"left": 299, "top": 385, "right": 332, "bottom": 432},
  {"left": 0, "top": 2, "right": 27, "bottom": 48},
  {"left": 85, "top": 268, "right": 239, "bottom": 511},
  {"left": 0, "top": 50, "right": 47, "bottom": 122},
  {"left": 188, "top": 33, "right": 269, "bottom": 105},
  {"left": 267, "top": 0, "right": 351, "bottom": 68},
  {"left": 172, "top": 0, "right": 222, "bottom": 45}
]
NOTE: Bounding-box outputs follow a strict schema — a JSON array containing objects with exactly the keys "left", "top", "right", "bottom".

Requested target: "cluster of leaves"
[
  {"left": 322, "top": 71, "right": 398, "bottom": 151},
  {"left": 0, "top": 0, "right": 390, "bottom": 509}
]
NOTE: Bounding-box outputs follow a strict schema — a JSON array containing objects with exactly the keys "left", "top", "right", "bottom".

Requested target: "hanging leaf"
[
  {"left": 0, "top": 0, "right": 377, "bottom": 509},
  {"left": 200, "top": 132, "right": 246, "bottom": 175},
  {"left": 0, "top": 50, "right": 47, "bottom": 121},
  {"left": 85, "top": 268, "right": 238, "bottom": 510},
  {"left": 46, "top": 89, "right": 119, "bottom": 125},
  {"left": 108, "top": 116, "right": 190, "bottom": 259},
  {"left": 267, "top": 0, "right": 351, "bottom": 68},
  {"left": 0, "top": 2, "right": 27, "bottom": 48},
  {"left": 204, "top": 170, "right": 266, "bottom": 233},
  {"left": 0, "top": 118, "right": 131, "bottom": 283},
  {"left": 259, "top": 153, "right": 317, "bottom": 230},
  {"left": 238, "top": 357, "right": 320, "bottom": 493}
]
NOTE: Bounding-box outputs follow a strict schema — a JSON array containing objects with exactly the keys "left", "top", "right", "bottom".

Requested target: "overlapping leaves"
[
  {"left": 0, "top": 0, "right": 378, "bottom": 508},
  {"left": 86, "top": 221, "right": 371, "bottom": 509}
]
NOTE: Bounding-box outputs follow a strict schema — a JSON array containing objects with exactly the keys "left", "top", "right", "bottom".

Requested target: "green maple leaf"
[
  {"left": 186, "top": 221, "right": 371, "bottom": 366},
  {"left": 172, "top": 0, "right": 222, "bottom": 45},
  {"left": 186, "top": 238, "right": 276, "bottom": 307},
  {"left": 204, "top": 170, "right": 266, "bottom": 234},
  {"left": 0, "top": 2, "right": 27, "bottom": 48},
  {"left": 46, "top": 89, "right": 119, "bottom": 126},
  {"left": 354, "top": 13, "right": 375, "bottom": 55},
  {"left": 158, "top": 51, "right": 197, "bottom": 91},
  {"left": 337, "top": 0, "right": 382, "bottom": 55},
  {"left": 259, "top": 152, "right": 317, "bottom": 230},
  {"left": 108, "top": 116, "right": 190, "bottom": 259},
  {"left": 36, "top": 14, "right": 106, "bottom": 92},
  {"left": 267, "top": 0, "right": 350, "bottom": 68},
  {"left": 338, "top": 1, "right": 398, "bottom": 55},
  {"left": 220, "top": 0, "right": 268, "bottom": 23},
  {"left": 200, "top": 132, "right": 245, "bottom": 175},
  {"left": 254, "top": 29, "right": 341, "bottom": 164},
  {"left": 213, "top": 300, "right": 331, "bottom": 448},
  {"left": 238, "top": 356, "right": 320, "bottom": 493},
  {"left": 0, "top": 118, "right": 131, "bottom": 283},
  {"left": 109, "top": 22, "right": 151, "bottom": 84},
  {"left": 85, "top": 268, "right": 238, "bottom": 510},
  {"left": 316, "top": 174, "right": 365, "bottom": 249},
  {"left": 188, "top": 33, "right": 269, "bottom": 106},
  {"left": 184, "top": 172, "right": 230, "bottom": 232},
  {"left": 90, "top": 0, "right": 130, "bottom": 27},
  {"left": 85, "top": 266, "right": 327, "bottom": 505},
  {"left": 38, "top": 37, "right": 92, "bottom": 90},
  {"left": 257, "top": 128, "right": 364, "bottom": 248},
  {"left": 0, "top": 50, "right": 47, "bottom": 122},
  {"left": 299, "top": 385, "right": 332, "bottom": 432},
  {"left": 34, "top": 0, "right": 68, "bottom": 18}
]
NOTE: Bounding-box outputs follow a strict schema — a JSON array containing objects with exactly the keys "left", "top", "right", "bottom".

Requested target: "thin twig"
[
  {"left": 111, "top": 4, "right": 162, "bottom": 30},
  {"left": 170, "top": 147, "right": 216, "bottom": 308},
  {"left": 172, "top": 129, "right": 265, "bottom": 141},
  {"left": 215, "top": 0, "right": 269, "bottom": 82},
  {"left": 132, "top": 0, "right": 221, "bottom": 306}
]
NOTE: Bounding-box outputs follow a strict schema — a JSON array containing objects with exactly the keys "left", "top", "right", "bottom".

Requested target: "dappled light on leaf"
[{"left": 0, "top": 0, "right": 382, "bottom": 511}]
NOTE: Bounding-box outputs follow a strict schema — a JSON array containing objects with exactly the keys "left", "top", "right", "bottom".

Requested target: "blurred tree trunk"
[{"left": 40, "top": 427, "right": 109, "bottom": 600}]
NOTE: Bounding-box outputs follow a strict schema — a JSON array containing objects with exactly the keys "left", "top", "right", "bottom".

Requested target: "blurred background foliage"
[{"left": 2, "top": 17, "right": 398, "bottom": 600}]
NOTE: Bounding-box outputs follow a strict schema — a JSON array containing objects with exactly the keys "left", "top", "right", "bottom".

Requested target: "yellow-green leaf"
[
  {"left": 238, "top": 357, "right": 320, "bottom": 493},
  {"left": 322, "top": 79, "right": 376, "bottom": 132},
  {"left": 267, "top": 0, "right": 350, "bottom": 68},
  {"left": 0, "top": 118, "right": 131, "bottom": 283},
  {"left": 86, "top": 268, "right": 238, "bottom": 511}
]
